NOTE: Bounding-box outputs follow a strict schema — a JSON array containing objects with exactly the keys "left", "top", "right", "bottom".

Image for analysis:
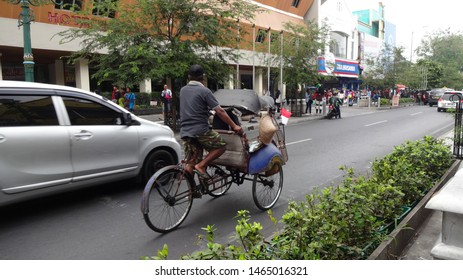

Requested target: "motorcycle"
[{"left": 325, "top": 104, "right": 340, "bottom": 119}]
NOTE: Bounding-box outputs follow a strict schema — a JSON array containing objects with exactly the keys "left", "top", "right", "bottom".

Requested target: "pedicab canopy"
[{"left": 213, "top": 89, "right": 261, "bottom": 116}]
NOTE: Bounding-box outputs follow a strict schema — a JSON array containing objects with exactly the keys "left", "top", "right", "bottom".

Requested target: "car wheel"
[
  {"left": 141, "top": 150, "right": 176, "bottom": 184},
  {"left": 437, "top": 108, "right": 441, "bottom": 112}
]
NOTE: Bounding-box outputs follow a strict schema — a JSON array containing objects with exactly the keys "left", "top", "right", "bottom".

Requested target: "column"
[
  {"left": 54, "top": 59, "right": 65, "bottom": 85},
  {"left": 139, "top": 78, "right": 152, "bottom": 93},
  {"left": 75, "top": 58, "right": 90, "bottom": 91},
  {"left": 255, "top": 68, "right": 263, "bottom": 96},
  {"left": 224, "top": 73, "right": 234, "bottom": 89},
  {"left": 0, "top": 53, "right": 3, "bottom": 80}
]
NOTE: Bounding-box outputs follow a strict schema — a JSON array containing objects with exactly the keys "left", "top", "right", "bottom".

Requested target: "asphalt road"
[{"left": 0, "top": 105, "right": 454, "bottom": 260}]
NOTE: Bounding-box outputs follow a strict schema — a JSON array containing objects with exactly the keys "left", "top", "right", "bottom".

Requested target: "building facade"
[{"left": 0, "top": 0, "right": 379, "bottom": 96}]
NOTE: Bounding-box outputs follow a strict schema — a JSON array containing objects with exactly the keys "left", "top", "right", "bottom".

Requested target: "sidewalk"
[
  {"left": 139, "top": 104, "right": 453, "bottom": 260},
  {"left": 399, "top": 130, "right": 457, "bottom": 260}
]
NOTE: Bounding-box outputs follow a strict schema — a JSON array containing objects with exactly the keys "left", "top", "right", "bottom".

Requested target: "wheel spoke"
[
  {"left": 142, "top": 167, "right": 193, "bottom": 233},
  {"left": 252, "top": 164, "right": 283, "bottom": 210}
]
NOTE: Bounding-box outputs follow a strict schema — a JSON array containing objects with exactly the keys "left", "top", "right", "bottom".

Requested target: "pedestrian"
[
  {"left": 315, "top": 90, "right": 323, "bottom": 114},
  {"left": 274, "top": 89, "right": 281, "bottom": 113},
  {"left": 118, "top": 88, "right": 126, "bottom": 108},
  {"left": 111, "top": 86, "right": 119, "bottom": 103},
  {"left": 161, "top": 84, "right": 173, "bottom": 119},
  {"left": 124, "top": 87, "right": 136, "bottom": 112},
  {"left": 305, "top": 88, "right": 313, "bottom": 114},
  {"left": 179, "top": 64, "right": 243, "bottom": 181}
]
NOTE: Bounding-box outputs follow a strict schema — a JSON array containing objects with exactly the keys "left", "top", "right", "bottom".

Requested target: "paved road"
[{"left": 0, "top": 105, "right": 454, "bottom": 259}]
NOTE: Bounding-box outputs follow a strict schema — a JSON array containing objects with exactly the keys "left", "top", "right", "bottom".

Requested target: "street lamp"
[
  {"left": 410, "top": 25, "right": 429, "bottom": 62},
  {"left": 11, "top": 0, "right": 63, "bottom": 82}
]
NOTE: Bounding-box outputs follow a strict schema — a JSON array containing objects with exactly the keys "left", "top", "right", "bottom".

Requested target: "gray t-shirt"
[{"left": 180, "top": 81, "right": 219, "bottom": 138}]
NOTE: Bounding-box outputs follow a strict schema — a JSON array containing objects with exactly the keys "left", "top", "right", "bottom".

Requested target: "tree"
[
  {"left": 57, "top": 0, "right": 260, "bottom": 88},
  {"left": 417, "top": 29, "right": 463, "bottom": 89},
  {"left": 270, "top": 20, "right": 329, "bottom": 98},
  {"left": 414, "top": 59, "right": 443, "bottom": 89},
  {"left": 363, "top": 44, "right": 409, "bottom": 90}
]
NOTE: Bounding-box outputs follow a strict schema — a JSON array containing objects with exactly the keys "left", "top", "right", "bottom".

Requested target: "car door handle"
[{"left": 74, "top": 131, "right": 93, "bottom": 140}]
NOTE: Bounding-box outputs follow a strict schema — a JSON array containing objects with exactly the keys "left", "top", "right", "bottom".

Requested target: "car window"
[
  {"left": 0, "top": 95, "right": 58, "bottom": 126},
  {"left": 62, "top": 97, "right": 124, "bottom": 125},
  {"left": 442, "top": 94, "right": 462, "bottom": 100}
]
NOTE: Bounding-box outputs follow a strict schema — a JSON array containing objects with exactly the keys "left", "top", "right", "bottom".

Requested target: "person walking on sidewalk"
[
  {"left": 305, "top": 88, "right": 313, "bottom": 114},
  {"left": 315, "top": 90, "right": 323, "bottom": 114},
  {"left": 161, "top": 84, "right": 173, "bottom": 120},
  {"left": 179, "top": 64, "right": 243, "bottom": 179}
]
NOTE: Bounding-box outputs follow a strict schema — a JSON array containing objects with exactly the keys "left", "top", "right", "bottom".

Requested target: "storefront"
[{"left": 317, "top": 54, "right": 360, "bottom": 91}]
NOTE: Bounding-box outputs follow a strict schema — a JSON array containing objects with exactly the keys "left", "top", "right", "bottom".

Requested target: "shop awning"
[{"left": 396, "top": 84, "right": 407, "bottom": 89}]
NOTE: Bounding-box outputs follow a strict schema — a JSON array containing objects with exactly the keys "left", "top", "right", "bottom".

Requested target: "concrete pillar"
[
  {"left": 140, "top": 78, "right": 152, "bottom": 93},
  {"left": 54, "top": 59, "right": 65, "bottom": 86},
  {"left": 75, "top": 58, "right": 90, "bottom": 91},
  {"left": 255, "top": 68, "right": 263, "bottom": 96},
  {"left": 426, "top": 167, "right": 463, "bottom": 259},
  {"left": 0, "top": 53, "right": 3, "bottom": 80},
  {"left": 223, "top": 73, "right": 234, "bottom": 89}
]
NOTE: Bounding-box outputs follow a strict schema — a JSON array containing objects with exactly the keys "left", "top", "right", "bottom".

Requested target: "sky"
[{"left": 347, "top": 0, "right": 463, "bottom": 58}]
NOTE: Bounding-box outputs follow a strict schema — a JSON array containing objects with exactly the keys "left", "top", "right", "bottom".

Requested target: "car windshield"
[{"left": 442, "top": 93, "right": 462, "bottom": 100}]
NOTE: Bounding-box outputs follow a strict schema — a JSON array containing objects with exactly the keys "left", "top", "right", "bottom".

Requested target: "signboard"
[{"left": 318, "top": 55, "right": 359, "bottom": 78}]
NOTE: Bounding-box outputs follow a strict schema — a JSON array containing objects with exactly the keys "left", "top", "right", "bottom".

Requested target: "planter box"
[{"left": 135, "top": 107, "right": 162, "bottom": 115}]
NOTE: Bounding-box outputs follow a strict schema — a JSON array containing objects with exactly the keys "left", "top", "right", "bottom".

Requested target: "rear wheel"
[
  {"left": 142, "top": 167, "right": 193, "bottom": 233},
  {"left": 252, "top": 163, "right": 283, "bottom": 210}
]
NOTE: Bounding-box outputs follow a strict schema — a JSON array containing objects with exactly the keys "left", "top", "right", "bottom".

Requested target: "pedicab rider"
[{"left": 179, "top": 64, "right": 243, "bottom": 179}]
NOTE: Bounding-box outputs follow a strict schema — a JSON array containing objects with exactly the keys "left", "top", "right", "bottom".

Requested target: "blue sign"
[{"left": 318, "top": 56, "right": 359, "bottom": 78}]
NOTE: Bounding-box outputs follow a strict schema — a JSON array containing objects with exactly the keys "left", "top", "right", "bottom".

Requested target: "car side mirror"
[{"left": 124, "top": 112, "right": 133, "bottom": 126}]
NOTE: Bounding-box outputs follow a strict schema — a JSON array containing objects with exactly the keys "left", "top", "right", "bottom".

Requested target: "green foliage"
[
  {"left": 270, "top": 21, "right": 329, "bottom": 92},
  {"left": 372, "top": 136, "right": 453, "bottom": 205},
  {"left": 380, "top": 98, "right": 391, "bottom": 106},
  {"left": 57, "top": 0, "right": 260, "bottom": 87},
  {"left": 417, "top": 29, "right": 463, "bottom": 89},
  {"left": 400, "top": 97, "right": 414, "bottom": 104},
  {"left": 272, "top": 167, "right": 399, "bottom": 260},
  {"left": 147, "top": 136, "right": 453, "bottom": 260},
  {"left": 179, "top": 210, "right": 274, "bottom": 260}
]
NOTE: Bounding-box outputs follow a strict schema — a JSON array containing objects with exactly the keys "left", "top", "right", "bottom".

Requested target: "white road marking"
[
  {"left": 410, "top": 112, "right": 423, "bottom": 116},
  {"left": 286, "top": 138, "right": 312, "bottom": 146},
  {"left": 365, "top": 120, "right": 388, "bottom": 127}
]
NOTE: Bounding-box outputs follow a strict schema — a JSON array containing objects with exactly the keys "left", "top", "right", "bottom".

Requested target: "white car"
[
  {"left": 0, "top": 81, "right": 181, "bottom": 206},
  {"left": 437, "top": 91, "right": 463, "bottom": 112}
]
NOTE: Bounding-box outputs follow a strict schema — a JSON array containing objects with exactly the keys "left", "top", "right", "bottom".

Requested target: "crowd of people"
[{"left": 111, "top": 86, "right": 137, "bottom": 112}]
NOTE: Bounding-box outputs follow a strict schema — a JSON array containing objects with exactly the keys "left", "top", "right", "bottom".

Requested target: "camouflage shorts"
[{"left": 183, "top": 129, "right": 227, "bottom": 165}]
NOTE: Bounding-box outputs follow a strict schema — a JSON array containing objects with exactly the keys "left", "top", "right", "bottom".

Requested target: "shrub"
[{"left": 371, "top": 136, "right": 453, "bottom": 205}]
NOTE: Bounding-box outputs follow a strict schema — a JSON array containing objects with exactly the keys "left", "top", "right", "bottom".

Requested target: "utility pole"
[
  {"left": 18, "top": 0, "right": 35, "bottom": 82},
  {"left": 12, "top": 0, "right": 64, "bottom": 82}
]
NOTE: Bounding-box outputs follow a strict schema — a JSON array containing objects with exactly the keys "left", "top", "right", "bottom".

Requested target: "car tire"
[{"left": 140, "top": 149, "right": 176, "bottom": 185}]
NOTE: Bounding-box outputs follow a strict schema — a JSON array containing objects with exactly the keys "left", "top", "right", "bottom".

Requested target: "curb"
[{"left": 368, "top": 159, "right": 462, "bottom": 260}]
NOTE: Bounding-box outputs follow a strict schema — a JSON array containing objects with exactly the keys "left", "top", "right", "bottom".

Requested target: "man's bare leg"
[{"left": 194, "top": 148, "right": 225, "bottom": 175}]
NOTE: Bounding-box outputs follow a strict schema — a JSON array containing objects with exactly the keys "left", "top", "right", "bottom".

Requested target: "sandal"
[{"left": 193, "top": 169, "right": 211, "bottom": 180}]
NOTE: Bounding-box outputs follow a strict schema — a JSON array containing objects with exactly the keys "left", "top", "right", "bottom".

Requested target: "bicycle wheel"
[
  {"left": 252, "top": 163, "right": 283, "bottom": 210},
  {"left": 142, "top": 166, "right": 193, "bottom": 233},
  {"left": 206, "top": 164, "right": 232, "bottom": 197}
]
